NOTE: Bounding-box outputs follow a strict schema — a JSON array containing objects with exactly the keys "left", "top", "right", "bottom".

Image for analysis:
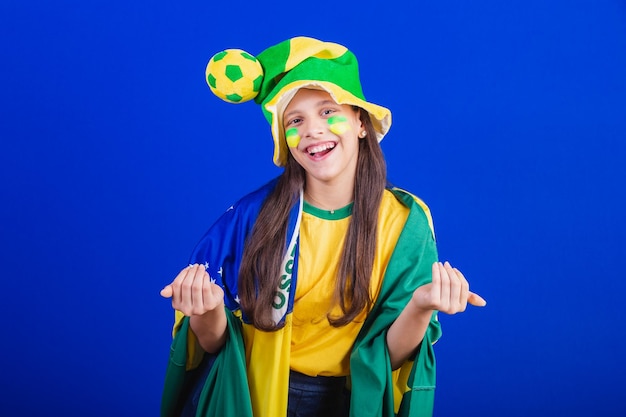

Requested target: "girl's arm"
[
  {"left": 386, "top": 261, "right": 486, "bottom": 370},
  {"left": 161, "top": 264, "right": 228, "bottom": 353}
]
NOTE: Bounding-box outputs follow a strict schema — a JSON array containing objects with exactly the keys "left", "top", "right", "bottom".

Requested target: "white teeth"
[{"left": 307, "top": 142, "right": 336, "bottom": 154}]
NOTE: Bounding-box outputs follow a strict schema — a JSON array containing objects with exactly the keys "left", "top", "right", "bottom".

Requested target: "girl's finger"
[
  {"left": 166, "top": 265, "right": 193, "bottom": 300},
  {"left": 190, "top": 265, "right": 206, "bottom": 312},
  {"left": 203, "top": 275, "right": 215, "bottom": 308},
  {"left": 453, "top": 266, "right": 469, "bottom": 311},
  {"left": 444, "top": 261, "right": 462, "bottom": 309},
  {"left": 174, "top": 265, "right": 196, "bottom": 307},
  {"left": 430, "top": 262, "right": 442, "bottom": 303},
  {"left": 160, "top": 285, "right": 173, "bottom": 298},
  {"left": 438, "top": 262, "right": 451, "bottom": 311},
  {"left": 468, "top": 292, "right": 487, "bottom": 307}
]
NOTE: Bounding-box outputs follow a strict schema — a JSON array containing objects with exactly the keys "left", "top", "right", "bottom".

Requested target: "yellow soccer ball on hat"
[{"left": 206, "top": 49, "right": 264, "bottom": 103}]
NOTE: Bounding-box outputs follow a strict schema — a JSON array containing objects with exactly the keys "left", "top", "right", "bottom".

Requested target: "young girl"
[{"left": 160, "top": 36, "right": 485, "bottom": 417}]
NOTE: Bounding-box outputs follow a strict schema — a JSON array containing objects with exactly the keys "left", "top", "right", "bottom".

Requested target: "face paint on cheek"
[
  {"left": 285, "top": 128, "right": 301, "bottom": 148},
  {"left": 328, "top": 115, "right": 350, "bottom": 135}
]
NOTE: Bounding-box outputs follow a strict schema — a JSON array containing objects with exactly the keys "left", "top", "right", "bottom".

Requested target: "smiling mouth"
[{"left": 306, "top": 142, "right": 336, "bottom": 157}]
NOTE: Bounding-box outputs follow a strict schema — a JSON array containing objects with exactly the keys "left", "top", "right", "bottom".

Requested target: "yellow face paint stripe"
[
  {"left": 285, "top": 127, "right": 301, "bottom": 148},
  {"left": 328, "top": 115, "right": 350, "bottom": 135}
]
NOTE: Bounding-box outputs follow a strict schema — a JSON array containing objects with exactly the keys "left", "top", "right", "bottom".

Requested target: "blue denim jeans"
[
  {"left": 287, "top": 370, "right": 350, "bottom": 417},
  {"left": 179, "top": 355, "right": 217, "bottom": 417},
  {"left": 179, "top": 362, "right": 350, "bottom": 417}
]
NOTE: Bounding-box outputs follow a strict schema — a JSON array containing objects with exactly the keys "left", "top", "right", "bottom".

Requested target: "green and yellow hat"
[{"left": 205, "top": 36, "right": 392, "bottom": 166}]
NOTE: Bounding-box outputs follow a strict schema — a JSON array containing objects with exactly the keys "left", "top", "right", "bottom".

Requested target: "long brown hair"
[{"left": 238, "top": 109, "right": 386, "bottom": 331}]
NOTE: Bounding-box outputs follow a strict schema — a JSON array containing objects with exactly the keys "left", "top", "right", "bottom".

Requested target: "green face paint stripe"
[
  {"left": 328, "top": 115, "right": 348, "bottom": 125},
  {"left": 328, "top": 115, "right": 350, "bottom": 136},
  {"left": 285, "top": 127, "right": 301, "bottom": 148}
]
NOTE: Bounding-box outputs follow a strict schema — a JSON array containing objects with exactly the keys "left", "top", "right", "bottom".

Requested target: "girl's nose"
[{"left": 301, "top": 119, "right": 325, "bottom": 139}]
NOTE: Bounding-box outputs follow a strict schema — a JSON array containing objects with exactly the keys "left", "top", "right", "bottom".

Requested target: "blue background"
[{"left": 1, "top": 0, "right": 625, "bottom": 416}]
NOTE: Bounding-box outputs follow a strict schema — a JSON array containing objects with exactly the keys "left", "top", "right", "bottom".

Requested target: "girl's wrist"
[{"left": 408, "top": 295, "right": 435, "bottom": 318}]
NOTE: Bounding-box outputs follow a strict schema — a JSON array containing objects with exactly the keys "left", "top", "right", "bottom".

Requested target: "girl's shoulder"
[
  {"left": 385, "top": 186, "right": 435, "bottom": 239},
  {"left": 385, "top": 186, "right": 431, "bottom": 213}
]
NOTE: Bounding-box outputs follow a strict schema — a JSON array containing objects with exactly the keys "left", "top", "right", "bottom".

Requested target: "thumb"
[
  {"left": 160, "top": 285, "right": 173, "bottom": 298},
  {"left": 468, "top": 291, "right": 487, "bottom": 307}
]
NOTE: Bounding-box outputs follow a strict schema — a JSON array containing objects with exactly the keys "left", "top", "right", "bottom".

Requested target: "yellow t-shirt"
[{"left": 290, "top": 189, "right": 409, "bottom": 376}]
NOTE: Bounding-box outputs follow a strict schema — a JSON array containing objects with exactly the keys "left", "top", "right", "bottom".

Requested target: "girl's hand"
[
  {"left": 160, "top": 264, "right": 225, "bottom": 316},
  {"left": 411, "top": 261, "right": 486, "bottom": 314}
]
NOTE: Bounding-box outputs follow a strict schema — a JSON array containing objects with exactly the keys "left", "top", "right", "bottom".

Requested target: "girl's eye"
[
  {"left": 286, "top": 117, "right": 302, "bottom": 126},
  {"left": 322, "top": 109, "right": 336, "bottom": 116}
]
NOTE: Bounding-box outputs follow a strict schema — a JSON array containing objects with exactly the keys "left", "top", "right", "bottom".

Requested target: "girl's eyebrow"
[
  {"left": 317, "top": 99, "right": 338, "bottom": 107},
  {"left": 283, "top": 100, "right": 339, "bottom": 119}
]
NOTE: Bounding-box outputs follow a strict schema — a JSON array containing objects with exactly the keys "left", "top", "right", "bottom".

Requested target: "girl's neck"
[{"left": 304, "top": 177, "right": 354, "bottom": 211}]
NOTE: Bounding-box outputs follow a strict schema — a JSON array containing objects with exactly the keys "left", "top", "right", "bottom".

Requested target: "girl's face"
[{"left": 282, "top": 88, "right": 363, "bottom": 187}]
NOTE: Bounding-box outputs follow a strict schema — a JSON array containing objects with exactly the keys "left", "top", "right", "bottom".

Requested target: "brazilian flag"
[{"left": 161, "top": 179, "right": 441, "bottom": 417}]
